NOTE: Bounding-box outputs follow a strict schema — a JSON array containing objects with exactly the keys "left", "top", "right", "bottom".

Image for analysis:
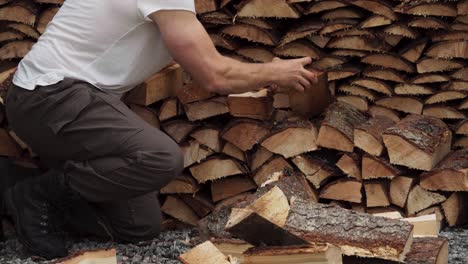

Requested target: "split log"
[
  {"left": 236, "top": 46, "right": 275, "bottom": 63},
  {"left": 444, "top": 80, "right": 468, "bottom": 92},
  {"left": 184, "top": 97, "right": 229, "bottom": 121},
  {"left": 426, "top": 40, "right": 468, "bottom": 59},
  {"left": 383, "top": 23, "right": 418, "bottom": 39},
  {"left": 331, "top": 49, "right": 368, "bottom": 58},
  {"left": 455, "top": 120, "right": 468, "bottom": 135},
  {"left": 236, "top": 17, "right": 276, "bottom": 30},
  {"left": 222, "top": 142, "right": 246, "bottom": 162},
  {"left": 336, "top": 153, "right": 361, "bottom": 180},
  {"left": 0, "top": 30, "right": 24, "bottom": 43},
  {"left": 362, "top": 155, "right": 402, "bottom": 180},
  {"left": 273, "top": 39, "right": 321, "bottom": 59},
  {"left": 210, "top": 33, "right": 240, "bottom": 50},
  {"left": 451, "top": 67, "right": 468, "bottom": 81},
  {"left": 56, "top": 248, "right": 116, "bottom": 264},
  {"left": 179, "top": 241, "right": 232, "bottom": 264},
  {"left": 413, "top": 73, "right": 451, "bottom": 85},
  {"left": 222, "top": 24, "right": 280, "bottom": 45},
  {"left": 260, "top": 120, "right": 318, "bottom": 158},
  {"left": 181, "top": 140, "right": 213, "bottom": 168},
  {"left": 36, "top": 7, "right": 59, "bottom": 34},
  {"left": 441, "top": 193, "right": 468, "bottom": 227},
  {"left": 321, "top": 7, "right": 364, "bottom": 21},
  {"left": 416, "top": 206, "right": 444, "bottom": 224},
  {"left": 158, "top": 98, "right": 184, "bottom": 122},
  {"left": 129, "top": 104, "right": 159, "bottom": 128},
  {"left": 280, "top": 19, "right": 323, "bottom": 46},
  {"left": 364, "top": 181, "right": 390, "bottom": 207},
  {"left": 363, "top": 68, "right": 406, "bottom": 83},
  {"left": 0, "top": 0, "right": 37, "bottom": 25},
  {"left": 346, "top": 0, "right": 397, "bottom": 20},
  {"left": 454, "top": 136, "right": 468, "bottom": 148},
  {"left": 160, "top": 174, "right": 199, "bottom": 195},
  {"left": 423, "top": 105, "right": 465, "bottom": 120},
  {"left": 408, "top": 17, "right": 449, "bottom": 30},
  {"left": 222, "top": 119, "right": 271, "bottom": 151},
  {"left": 317, "top": 102, "right": 367, "bottom": 152},
  {"left": 305, "top": 0, "right": 349, "bottom": 14},
  {"left": 425, "top": 91, "right": 466, "bottom": 105},
  {"left": 320, "top": 179, "right": 362, "bottom": 203},
  {"left": 420, "top": 148, "right": 468, "bottom": 192},
  {"left": 401, "top": 214, "right": 441, "bottom": 238},
  {"left": 6, "top": 23, "right": 40, "bottom": 39},
  {"left": 250, "top": 147, "right": 274, "bottom": 172},
  {"left": 369, "top": 208, "right": 404, "bottom": 219},
  {"left": 327, "top": 66, "right": 360, "bottom": 81},
  {"left": 361, "top": 54, "right": 415, "bottom": 73},
  {"left": 416, "top": 57, "right": 465, "bottom": 73},
  {"left": 459, "top": 99, "right": 468, "bottom": 110},
  {"left": 359, "top": 15, "right": 392, "bottom": 28},
  {"left": 0, "top": 40, "right": 34, "bottom": 60},
  {"left": 176, "top": 83, "right": 214, "bottom": 104},
  {"left": 291, "top": 152, "right": 339, "bottom": 188},
  {"left": 0, "top": 129, "right": 21, "bottom": 157},
  {"left": 383, "top": 115, "right": 452, "bottom": 171},
  {"left": 227, "top": 89, "right": 273, "bottom": 120},
  {"left": 327, "top": 35, "right": 390, "bottom": 52},
  {"left": 399, "top": 40, "right": 427, "bottom": 63},
  {"left": 252, "top": 156, "right": 293, "bottom": 186},
  {"left": 375, "top": 97, "right": 423, "bottom": 114},
  {"left": 177, "top": 193, "right": 214, "bottom": 218},
  {"left": 389, "top": 176, "right": 414, "bottom": 208},
  {"left": 432, "top": 31, "right": 468, "bottom": 42},
  {"left": 126, "top": 64, "right": 183, "bottom": 106},
  {"left": 406, "top": 185, "right": 446, "bottom": 216},
  {"left": 311, "top": 55, "right": 348, "bottom": 71},
  {"left": 394, "top": 84, "right": 434, "bottom": 96},
  {"left": 211, "top": 176, "right": 257, "bottom": 202},
  {"left": 307, "top": 34, "right": 330, "bottom": 49},
  {"left": 161, "top": 196, "right": 200, "bottom": 226},
  {"left": 396, "top": 2, "right": 457, "bottom": 17},
  {"left": 242, "top": 244, "right": 342, "bottom": 264},
  {"left": 354, "top": 116, "right": 395, "bottom": 156},
  {"left": 336, "top": 95, "right": 368, "bottom": 112},
  {"left": 226, "top": 187, "right": 414, "bottom": 262},
  {"left": 162, "top": 120, "right": 198, "bottom": 144},
  {"left": 189, "top": 156, "right": 246, "bottom": 183},
  {"left": 369, "top": 106, "right": 400, "bottom": 123},
  {"left": 338, "top": 84, "right": 376, "bottom": 101},
  {"left": 236, "top": 0, "right": 300, "bottom": 18}
]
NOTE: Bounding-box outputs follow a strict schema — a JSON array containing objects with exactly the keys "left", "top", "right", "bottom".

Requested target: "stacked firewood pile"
[{"left": 0, "top": 0, "right": 467, "bottom": 254}]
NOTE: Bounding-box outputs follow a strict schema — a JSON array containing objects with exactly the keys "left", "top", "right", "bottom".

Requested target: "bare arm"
[{"left": 149, "top": 10, "right": 317, "bottom": 94}]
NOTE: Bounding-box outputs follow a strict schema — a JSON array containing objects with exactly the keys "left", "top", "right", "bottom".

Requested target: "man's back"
[{"left": 13, "top": 0, "right": 189, "bottom": 94}]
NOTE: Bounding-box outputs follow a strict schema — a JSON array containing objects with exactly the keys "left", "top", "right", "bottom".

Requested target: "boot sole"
[{"left": 4, "top": 187, "right": 62, "bottom": 258}]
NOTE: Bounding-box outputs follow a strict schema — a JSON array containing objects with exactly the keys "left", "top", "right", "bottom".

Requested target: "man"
[{"left": 2, "top": 0, "right": 317, "bottom": 259}]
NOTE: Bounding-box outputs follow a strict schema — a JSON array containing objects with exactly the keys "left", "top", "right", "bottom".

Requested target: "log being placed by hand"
[{"left": 383, "top": 115, "right": 452, "bottom": 171}]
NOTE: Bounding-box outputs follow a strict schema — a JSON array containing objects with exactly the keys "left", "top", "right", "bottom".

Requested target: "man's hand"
[{"left": 269, "top": 57, "right": 318, "bottom": 93}]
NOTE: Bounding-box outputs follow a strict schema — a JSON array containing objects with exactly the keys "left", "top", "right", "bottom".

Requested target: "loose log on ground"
[
  {"left": 211, "top": 238, "right": 253, "bottom": 261},
  {"left": 190, "top": 156, "right": 247, "bottom": 183},
  {"left": 420, "top": 148, "right": 468, "bottom": 192},
  {"left": 365, "top": 181, "right": 391, "bottom": 207},
  {"left": 362, "top": 155, "right": 402, "bottom": 180},
  {"left": 336, "top": 153, "right": 361, "bottom": 180},
  {"left": 227, "top": 89, "right": 273, "bottom": 120},
  {"left": 361, "top": 53, "right": 415, "bottom": 73},
  {"left": 179, "top": 241, "right": 232, "bottom": 264},
  {"left": 369, "top": 106, "right": 401, "bottom": 123},
  {"left": 416, "top": 57, "right": 465, "bottom": 73},
  {"left": 56, "top": 248, "right": 117, "bottom": 264},
  {"left": 181, "top": 140, "right": 213, "bottom": 168},
  {"left": 222, "top": 119, "right": 271, "bottom": 152},
  {"left": 211, "top": 176, "right": 257, "bottom": 202},
  {"left": 423, "top": 105, "right": 465, "bottom": 120},
  {"left": 317, "top": 102, "right": 367, "bottom": 152},
  {"left": 320, "top": 178, "right": 362, "bottom": 203},
  {"left": 260, "top": 120, "right": 318, "bottom": 158},
  {"left": 406, "top": 185, "right": 446, "bottom": 216},
  {"left": 441, "top": 192, "right": 468, "bottom": 227},
  {"left": 383, "top": 115, "right": 452, "bottom": 171},
  {"left": 160, "top": 174, "right": 200, "bottom": 194},
  {"left": 389, "top": 176, "right": 414, "bottom": 208},
  {"left": 126, "top": 64, "right": 183, "bottom": 106},
  {"left": 252, "top": 156, "right": 293, "bottom": 186},
  {"left": 354, "top": 116, "right": 395, "bottom": 156},
  {"left": 375, "top": 97, "right": 423, "bottom": 114}
]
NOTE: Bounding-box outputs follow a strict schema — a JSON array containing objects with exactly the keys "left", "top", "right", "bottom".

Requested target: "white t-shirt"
[{"left": 13, "top": 0, "right": 195, "bottom": 95}]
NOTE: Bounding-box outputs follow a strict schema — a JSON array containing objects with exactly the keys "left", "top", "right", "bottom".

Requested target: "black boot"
[{"left": 3, "top": 169, "right": 69, "bottom": 259}]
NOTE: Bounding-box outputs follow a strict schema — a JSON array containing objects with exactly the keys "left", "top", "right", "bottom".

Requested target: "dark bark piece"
[
  {"left": 365, "top": 181, "right": 391, "bottom": 208},
  {"left": 189, "top": 156, "right": 247, "bottom": 183},
  {"left": 338, "top": 84, "right": 376, "bottom": 101},
  {"left": 389, "top": 176, "right": 414, "bottom": 208},
  {"left": 158, "top": 98, "right": 184, "bottom": 122},
  {"left": 160, "top": 174, "right": 200, "bottom": 194},
  {"left": 252, "top": 156, "right": 293, "bottom": 186},
  {"left": 176, "top": 83, "right": 215, "bottom": 104},
  {"left": 162, "top": 119, "right": 198, "bottom": 144},
  {"left": 222, "top": 119, "right": 271, "bottom": 152},
  {"left": 37, "top": 7, "right": 59, "bottom": 34},
  {"left": 126, "top": 64, "right": 183, "bottom": 106},
  {"left": 336, "top": 153, "right": 361, "bottom": 180},
  {"left": 426, "top": 40, "right": 468, "bottom": 59},
  {"left": 179, "top": 241, "right": 232, "bottom": 264},
  {"left": 236, "top": 0, "right": 300, "bottom": 18},
  {"left": 327, "top": 35, "right": 390, "bottom": 52},
  {"left": 361, "top": 53, "right": 415, "bottom": 73},
  {"left": 184, "top": 97, "right": 229, "bottom": 121},
  {"left": 441, "top": 192, "right": 468, "bottom": 227},
  {"left": 236, "top": 46, "right": 275, "bottom": 63},
  {"left": 161, "top": 196, "right": 200, "bottom": 226},
  {"left": 200, "top": 11, "right": 232, "bottom": 25},
  {"left": 181, "top": 140, "right": 213, "bottom": 168},
  {"left": 375, "top": 97, "right": 423, "bottom": 114},
  {"left": 416, "top": 57, "right": 465, "bottom": 73},
  {"left": 227, "top": 89, "right": 273, "bottom": 120},
  {"left": 383, "top": 115, "right": 452, "bottom": 171},
  {"left": 289, "top": 71, "right": 331, "bottom": 117},
  {"left": 320, "top": 179, "right": 362, "bottom": 203},
  {"left": 346, "top": 0, "right": 397, "bottom": 20},
  {"left": 317, "top": 102, "right": 367, "bottom": 152},
  {"left": 420, "top": 148, "right": 468, "bottom": 192},
  {"left": 222, "top": 24, "right": 280, "bottom": 45},
  {"left": 273, "top": 39, "right": 321, "bottom": 59},
  {"left": 394, "top": 84, "right": 434, "bottom": 96},
  {"left": 260, "top": 120, "right": 318, "bottom": 158},
  {"left": 0, "top": 40, "right": 34, "bottom": 60},
  {"left": 190, "top": 127, "right": 221, "bottom": 152},
  {"left": 211, "top": 176, "right": 257, "bottom": 202},
  {"left": 423, "top": 105, "right": 465, "bottom": 120},
  {"left": 363, "top": 68, "right": 406, "bottom": 83},
  {"left": 369, "top": 106, "right": 400, "bottom": 123},
  {"left": 399, "top": 40, "right": 427, "bottom": 63},
  {"left": 406, "top": 185, "right": 446, "bottom": 216},
  {"left": 362, "top": 155, "right": 402, "bottom": 180},
  {"left": 354, "top": 116, "right": 395, "bottom": 156}
]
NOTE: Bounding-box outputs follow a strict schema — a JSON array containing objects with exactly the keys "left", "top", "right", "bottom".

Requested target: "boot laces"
[{"left": 38, "top": 201, "right": 67, "bottom": 236}]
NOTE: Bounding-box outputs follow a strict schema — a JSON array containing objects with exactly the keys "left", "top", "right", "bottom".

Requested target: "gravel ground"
[{"left": 1, "top": 223, "right": 467, "bottom": 264}]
